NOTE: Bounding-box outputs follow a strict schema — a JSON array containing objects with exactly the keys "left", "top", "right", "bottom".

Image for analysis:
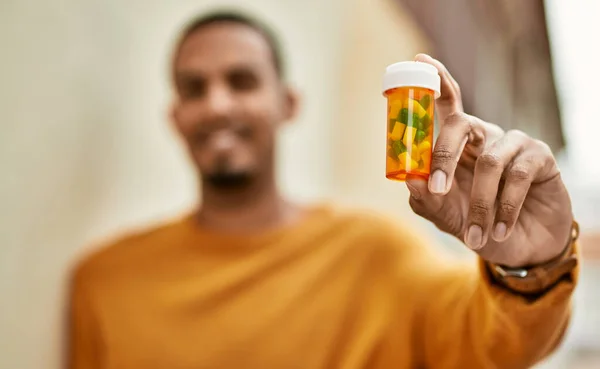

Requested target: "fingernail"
[
  {"left": 406, "top": 182, "right": 421, "bottom": 200},
  {"left": 466, "top": 225, "right": 483, "bottom": 250},
  {"left": 430, "top": 170, "right": 447, "bottom": 194},
  {"left": 493, "top": 222, "right": 507, "bottom": 241}
]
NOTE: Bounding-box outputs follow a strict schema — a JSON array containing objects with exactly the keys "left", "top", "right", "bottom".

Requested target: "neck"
[{"left": 196, "top": 172, "right": 301, "bottom": 233}]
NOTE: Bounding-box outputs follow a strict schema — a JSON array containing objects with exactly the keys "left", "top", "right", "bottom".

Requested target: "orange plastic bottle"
[{"left": 382, "top": 62, "right": 440, "bottom": 181}]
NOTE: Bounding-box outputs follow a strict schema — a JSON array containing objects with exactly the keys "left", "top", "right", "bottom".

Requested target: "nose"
[{"left": 204, "top": 82, "right": 235, "bottom": 120}]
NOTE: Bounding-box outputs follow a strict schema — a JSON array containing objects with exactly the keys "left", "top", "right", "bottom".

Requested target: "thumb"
[
  {"left": 406, "top": 176, "right": 445, "bottom": 221},
  {"left": 406, "top": 177, "right": 427, "bottom": 200}
]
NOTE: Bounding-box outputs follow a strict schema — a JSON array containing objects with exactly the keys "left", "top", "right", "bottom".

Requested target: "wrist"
[
  {"left": 530, "top": 214, "right": 576, "bottom": 267},
  {"left": 486, "top": 220, "right": 580, "bottom": 296}
]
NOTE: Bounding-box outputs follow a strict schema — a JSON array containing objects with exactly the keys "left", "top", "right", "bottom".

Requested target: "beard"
[
  {"left": 205, "top": 171, "right": 253, "bottom": 189},
  {"left": 203, "top": 156, "right": 254, "bottom": 190}
]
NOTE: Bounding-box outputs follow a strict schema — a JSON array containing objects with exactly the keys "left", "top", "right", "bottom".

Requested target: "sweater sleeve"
[{"left": 393, "top": 225, "right": 579, "bottom": 369}]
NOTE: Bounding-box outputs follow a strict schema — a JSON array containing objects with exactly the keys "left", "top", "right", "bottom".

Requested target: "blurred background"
[{"left": 1, "top": 0, "right": 599, "bottom": 368}]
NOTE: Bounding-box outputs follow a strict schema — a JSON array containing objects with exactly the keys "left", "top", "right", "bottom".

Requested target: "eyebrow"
[
  {"left": 175, "top": 71, "right": 205, "bottom": 84},
  {"left": 175, "top": 61, "right": 263, "bottom": 79}
]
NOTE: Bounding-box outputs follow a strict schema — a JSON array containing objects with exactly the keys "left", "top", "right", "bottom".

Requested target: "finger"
[
  {"left": 413, "top": 53, "right": 463, "bottom": 121},
  {"left": 406, "top": 176, "right": 444, "bottom": 218},
  {"left": 465, "top": 130, "right": 530, "bottom": 250},
  {"left": 429, "top": 112, "right": 474, "bottom": 195},
  {"left": 492, "top": 140, "right": 557, "bottom": 242}
]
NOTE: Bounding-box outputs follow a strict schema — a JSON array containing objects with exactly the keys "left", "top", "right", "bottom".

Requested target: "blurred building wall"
[{"left": 399, "top": 0, "right": 564, "bottom": 153}]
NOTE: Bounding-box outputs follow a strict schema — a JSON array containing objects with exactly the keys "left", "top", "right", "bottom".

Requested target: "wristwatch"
[{"left": 487, "top": 221, "right": 580, "bottom": 295}]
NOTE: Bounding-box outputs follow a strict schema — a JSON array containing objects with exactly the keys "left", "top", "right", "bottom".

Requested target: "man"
[{"left": 68, "top": 11, "right": 580, "bottom": 369}]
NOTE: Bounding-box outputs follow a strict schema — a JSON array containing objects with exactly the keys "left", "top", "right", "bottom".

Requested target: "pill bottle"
[{"left": 382, "top": 61, "right": 440, "bottom": 181}]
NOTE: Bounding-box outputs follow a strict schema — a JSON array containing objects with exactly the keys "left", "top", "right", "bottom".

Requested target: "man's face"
[{"left": 172, "top": 22, "right": 295, "bottom": 189}]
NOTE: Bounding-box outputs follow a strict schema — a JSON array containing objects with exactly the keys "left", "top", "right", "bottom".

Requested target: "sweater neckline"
[{"left": 181, "top": 202, "right": 334, "bottom": 244}]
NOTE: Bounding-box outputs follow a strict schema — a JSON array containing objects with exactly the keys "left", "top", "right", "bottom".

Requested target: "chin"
[{"left": 197, "top": 150, "right": 258, "bottom": 190}]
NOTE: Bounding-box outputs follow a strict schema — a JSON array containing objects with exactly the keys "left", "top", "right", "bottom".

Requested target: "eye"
[
  {"left": 236, "top": 125, "right": 254, "bottom": 139},
  {"left": 178, "top": 76, "right": 206, "bottom": 99},
  {"left": 228, "top": 69, "right": 259, "bottom": 92}
]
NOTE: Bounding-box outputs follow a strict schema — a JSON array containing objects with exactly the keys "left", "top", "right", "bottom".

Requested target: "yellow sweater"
[{"left": 69, "top": 204, "right": 577, "bottom": 369}]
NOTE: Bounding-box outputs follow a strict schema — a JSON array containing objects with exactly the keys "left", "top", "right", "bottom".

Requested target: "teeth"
[{"left": 209, "top": 131, "right": 236, "bottom": 150}]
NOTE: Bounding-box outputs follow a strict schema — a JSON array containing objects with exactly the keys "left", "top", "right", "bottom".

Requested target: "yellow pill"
[
  {"left": 407, "top": 99, "right": 427, "bottom": 118},
  {"left": 403, "top": 126, "right": 417, "bottom": 147},
  {"left": 389, "top": 122, "right": 407, "bottom": 141},
  {"left": 418, "top": 140, "right": 431, "bottom": 154},
  {"left": 409, "top": 159, "right": 419, "bottom": 170},
  {"left": 410, "top": 144, "right": 421, "bottom": 161},
  {"left": 387, "top": 156, "right": 399, "bottom": 171},
  {"left": 398, "top": 152, "right": 410, "bottom": 167},
  {"left": 398, "top": 152, "right": 418, "bottom": 171},
  {"left": 389, "top": 100, "right": 403, "bottom": 119}
]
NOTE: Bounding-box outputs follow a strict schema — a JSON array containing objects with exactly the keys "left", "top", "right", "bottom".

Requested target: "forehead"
[{"left": 174, "top": 22, "right": 274, "bottom": 75}]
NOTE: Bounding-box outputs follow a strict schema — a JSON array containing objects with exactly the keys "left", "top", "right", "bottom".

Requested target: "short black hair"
[{"left": 174, "top": 10, "right": 285, "bottom": 79}]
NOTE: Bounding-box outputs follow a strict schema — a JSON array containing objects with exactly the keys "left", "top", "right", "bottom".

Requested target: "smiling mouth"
[{"left": 195, "top": 122, "right": 253, "bottom": 144}]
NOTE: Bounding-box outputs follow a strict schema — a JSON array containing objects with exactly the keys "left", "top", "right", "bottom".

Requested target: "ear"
[{"left": 282, "top": 85, "right": 300, "bottom": 123}]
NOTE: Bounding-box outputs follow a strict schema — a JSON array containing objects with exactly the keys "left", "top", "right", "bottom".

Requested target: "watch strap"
[{"left": 487, "top": 221, "right": 579, "bottom": 295}]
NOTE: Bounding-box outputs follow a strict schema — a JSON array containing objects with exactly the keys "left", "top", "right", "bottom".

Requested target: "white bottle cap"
[{"left": 382, "top": 61, "right": 441, "bottom": 98}]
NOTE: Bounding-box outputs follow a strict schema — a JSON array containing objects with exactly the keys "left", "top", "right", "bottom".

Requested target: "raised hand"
[{"left": 406, "top": 54, "right": 573, "bottom": 268}]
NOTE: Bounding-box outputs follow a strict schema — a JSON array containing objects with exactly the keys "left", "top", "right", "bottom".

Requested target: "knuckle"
[
  {"left": 506, "top": 129, "right": 528, "bottom": 140},
  {"left": 534, "top": 139, "right": 553, "bottom": 156},
  {"left": 531, "top": 140, "right": 558, "bottom": 174},
  {"left": 469, "top": 199, "right": 491, "bottom": 222},
  {"left": 521, "top": 155, "right": 536, "bottom": 167},
  {"left": 507, "top": 165, "right": 531, "bottom": 182},
  {"left": 431, "top": 146, "right": 454, "bottom": 166},
  {"left": 484, "top": 121, "right": 504, "bottom": 140},
  {"left": 443, "top": 112, "right": 470, "bottom": 130},
  {"left": 477, "top": 152, "right": 503, "bottom": 172},
  {"left": 498, "top": 200, "right": 519, "bottom": 219}
]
